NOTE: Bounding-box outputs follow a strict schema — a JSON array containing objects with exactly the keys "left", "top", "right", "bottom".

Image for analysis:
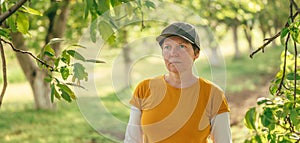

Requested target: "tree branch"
[
  {"left": 250, "top": 12, "right": 299, "bottom": 58},
  {"left": 0, "top": 0, "right": 28, "bottom": 24},
  {"left": 0, "top": 41, "right": 7, "bottom": 108},
  {"left": 249, "top": 32, "right": 281, "bottom": 58},
  {"left": 293, "top": 42, "right": 297, "bottom": 106},
  {"left": 276, "top": 33, "right": 290, "bottom": 95},
  {"left": 291, "top": 0, "right": 298, "bottom": 107},
  {"left": 0, "top": 39, "right": 54, "bottom": 71},
  {"left": 291, "top": 0, "right": 300, "bottom": 13}
]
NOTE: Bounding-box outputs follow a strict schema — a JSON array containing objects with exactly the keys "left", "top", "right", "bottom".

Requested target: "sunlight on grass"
[{"left": 0, "top": 101, "right": 117, "bottom": 143}]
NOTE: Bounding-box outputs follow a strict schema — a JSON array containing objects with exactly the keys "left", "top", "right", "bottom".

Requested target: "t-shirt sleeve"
[
  {"left": 210, "top": 85, "right": 230, "bottom": 117},
  {"left": 129, "top": 80, "right": 149, "bottom": 110},
  {"left": 217, "top": 94, "right": 230, "bottom": 114}
]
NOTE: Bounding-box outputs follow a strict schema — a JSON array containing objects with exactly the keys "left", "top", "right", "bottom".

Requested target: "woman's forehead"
[{"left": 163, "top": 36, "right": 190, "bottom": 45}]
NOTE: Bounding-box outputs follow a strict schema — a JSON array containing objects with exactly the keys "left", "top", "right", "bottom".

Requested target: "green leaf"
[
  {"left": 85, "top": 59, "right": 106, "bottom": 63},
  {"left": 21, "top": 6, "right": 43, "bottom": 16},
  {"left": 90, "top": 21, "right": 97, "bottom": 43},
  {"left": 54, "top": 58, "right": 60, "bottom": 68},
  {"left": 44, "top": 76, "right": 52, "bottom": 83},
  {"left": 145, "top": 0, "right": 156, "bottom": 9},
  {"left": 61, "top": 90, "right": 72, "bottom": 102},
  {"left": 111, "top": 0, "right": 122, "bottom": 7},
  {"left": 60, "top": 66, "right": 70, "bottom": 80},
  {"left": 290, "top": 22, "right": 300, "bottom": 44},
  {"left": 67, "top": 50, "right": 86, "bottom": 61},
  {"left": 244, "top": 139, "right": 251, "bottom": 143},
  {"left": 286, "top": 72, "right": 300, "bottom": 80},
  {"left": 84, "top": 0, "right": 92, "bottom": 18},
  {"left": 261, "top": 107, "right": 275, "bottom": 131},
  {"left": 98, "top": 20, "right": 116, "bottom": 44},
  {"left": 290, "top": 109, "right": 299, "bottom": 126},
  {"left": 280, "top": 27, "right": 289, "bottom": 45},
  {"left": 50, "top": 84, "right": 55, "bottom": 102},
  {"left": 244, "top": 107, "right": 257, "bottom": 130},
  {"left": 51, "top": 83, "right": 61, "bottom": 102},
  {"left": 269, "top": 82, "right": 279, "bottom": 95},
  {"left": 16, "top": 12, "right": 29, "bottom": 34},
  {"left": 61, "top": 50, "right": 70, "bottom": 65},
  {"left": 98, "top": 0, "right": 110, "bottom": 14},
  {"left": 137, "top": 0, "right": 142, "bottom": 7},
  {"left": 53, "top": 85, "right": 61, "bottom": 100},
  {"left": 57, "top": 83, "right": 76, "bottom": 100},
  {"left": 7, "top": 16, "right": 17, "bottom": 32},
  {"left": 254, "top": 134, "right": 263, "bottom": 143},
  {"left": 0, "top": 28, "right": 10, "bottom": 39},
  {"left": 73, "top": 63, "right": 88, "bottom": 81},
  {"left": 44, "top": 45, "right": 55, "bottom": 57}
]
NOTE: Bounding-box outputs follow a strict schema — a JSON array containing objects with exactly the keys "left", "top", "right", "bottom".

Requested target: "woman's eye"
[
  {"left": 163, "top": 45, "right": 171, "bottom": 49},
  {"left": 179, "top": 45, "right": 185, "bottom": 49}
]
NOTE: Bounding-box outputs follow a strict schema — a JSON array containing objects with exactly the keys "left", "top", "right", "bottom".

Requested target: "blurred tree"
[
  {"left": 9, "top": 0, "right": 70, "bottom": 109},
  {"left": 0, "top": 0, "right": 153, "bottom": 110},
  {"left": 257, "top": 0, "right": 290, "bottom": 47},
  {"left": 176, "top": 0, "right": 263, "bottom": 61}
]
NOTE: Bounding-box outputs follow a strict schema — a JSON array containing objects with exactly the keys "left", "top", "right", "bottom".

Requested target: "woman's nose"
[{"left": 170, "top": 46, "right": 179, "bottom": 56}]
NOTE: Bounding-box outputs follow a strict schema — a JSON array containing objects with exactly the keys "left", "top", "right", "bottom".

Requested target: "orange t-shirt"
[{"left": 130, "top": 75, "right": 230, "bottom": 143}]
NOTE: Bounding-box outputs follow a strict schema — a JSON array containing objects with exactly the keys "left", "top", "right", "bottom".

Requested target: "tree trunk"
[
  {"left": 232, "top": 25, "right": 241, "bottom": 60},
  {"left": 243, "top": 28, "right": 253, "bottom": 53},
  {"left": 210, "top": 47, "right": 220, "bottom": 67},
  {"left": 9, "top": 1, "right": 70, "bottom": 110},
  {"left": 46, "top": 0, "right": 70, "bottom": 53},
  {"left": 205, "top": 26, "right": 221, "bottom": 67},
  {"left": 121, "top": 30, "right": 131, "bottom": 88},
  {"left": 11, "top": 32, "right": 55, "bottom": 110}
]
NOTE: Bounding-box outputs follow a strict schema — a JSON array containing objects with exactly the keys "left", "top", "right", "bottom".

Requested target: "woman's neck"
[{"left": 164, "top": 72, "right": 198, "bottom": 88}]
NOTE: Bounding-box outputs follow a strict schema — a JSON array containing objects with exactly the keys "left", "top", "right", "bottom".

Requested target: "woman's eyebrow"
[{"left": 163, "top": 41, "right": 189, "bottom": 45}]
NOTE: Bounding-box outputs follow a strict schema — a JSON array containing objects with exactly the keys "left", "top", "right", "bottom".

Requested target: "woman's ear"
[{"left": 194, "top": 51, "right": 200, "bottom": 61}]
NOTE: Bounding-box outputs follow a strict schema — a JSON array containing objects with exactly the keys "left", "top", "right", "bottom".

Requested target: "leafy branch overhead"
[
  {"left": 0, "top": 0, "right": 106, "bottom": 107},
  {"left": 0, "top": 0, "right": 30, "bottom": 107},
  {"left": 245, "top": 0, "right": 300, "bottom": 142},
  {"left": 39, "top": 38, "right": 105, "bottom": 103},
  {"left": 0, "top": 0, "right": 154, "bottom": 108},
  {"left": 85, "top": 0, "right": 155, "bottom": 44}
]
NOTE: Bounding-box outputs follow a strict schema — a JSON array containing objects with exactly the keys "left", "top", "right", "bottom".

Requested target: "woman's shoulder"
[
  {"left": 198, "top": 77, "right": 224, "bottom": 92},
  {"left": 136, "top": 75, "right": 164, "bottom": 88}
]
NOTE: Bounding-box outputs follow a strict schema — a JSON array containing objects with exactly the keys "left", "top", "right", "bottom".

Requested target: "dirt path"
[{"left": 227, "top": 76, "right": 273, "bottom": 126}]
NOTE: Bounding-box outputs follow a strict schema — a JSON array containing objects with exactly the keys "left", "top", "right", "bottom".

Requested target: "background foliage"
[{"left": 0, "top": 0, "right": 299, "bottom": 142}]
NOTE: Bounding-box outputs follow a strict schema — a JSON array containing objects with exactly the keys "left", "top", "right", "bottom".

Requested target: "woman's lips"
[{"left": 168, "top": 61, "right": 182, "bottom": 66}]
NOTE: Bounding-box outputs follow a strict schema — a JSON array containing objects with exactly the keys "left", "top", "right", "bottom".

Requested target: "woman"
[{"left": 124, "top": 22, "right": 232, "bottom": 143}]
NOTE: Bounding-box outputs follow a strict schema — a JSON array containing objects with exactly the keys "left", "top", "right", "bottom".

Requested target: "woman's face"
[{"left": 161, "top": 36, "right": 199, "bottom": 73}]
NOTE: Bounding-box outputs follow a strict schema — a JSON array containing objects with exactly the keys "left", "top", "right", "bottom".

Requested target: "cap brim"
[{"left": 156, "top": 33, "right": 195, "bottom": 45}]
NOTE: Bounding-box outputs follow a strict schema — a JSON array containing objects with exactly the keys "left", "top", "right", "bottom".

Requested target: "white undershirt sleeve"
[
  {"left": 124, "top": 106, "right": 143, "bottom": 143},
  {"left": 210, "top": 112, "right": 232, "bottom": 143}
]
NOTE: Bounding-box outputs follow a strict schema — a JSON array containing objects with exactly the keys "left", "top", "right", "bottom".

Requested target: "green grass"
[
  {"left": 226, "top": 47, "right": 282, "bottom": 92},
  {"left": 195, "top": 46, "right": 282, "bottom": 93},
  {"left": 0, "top": 101, "right": 119, "bottom": 143},
  {"left": 0, "top": 62, "right": 26, "bottom": 84}
]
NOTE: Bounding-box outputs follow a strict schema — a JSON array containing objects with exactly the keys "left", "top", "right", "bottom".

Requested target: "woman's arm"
[
  {"left": 124, "top": 106, "right": 143, "bottom": 143},
  {"left": 210, "top": 112, "right": 232, "bottom": 143}
]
